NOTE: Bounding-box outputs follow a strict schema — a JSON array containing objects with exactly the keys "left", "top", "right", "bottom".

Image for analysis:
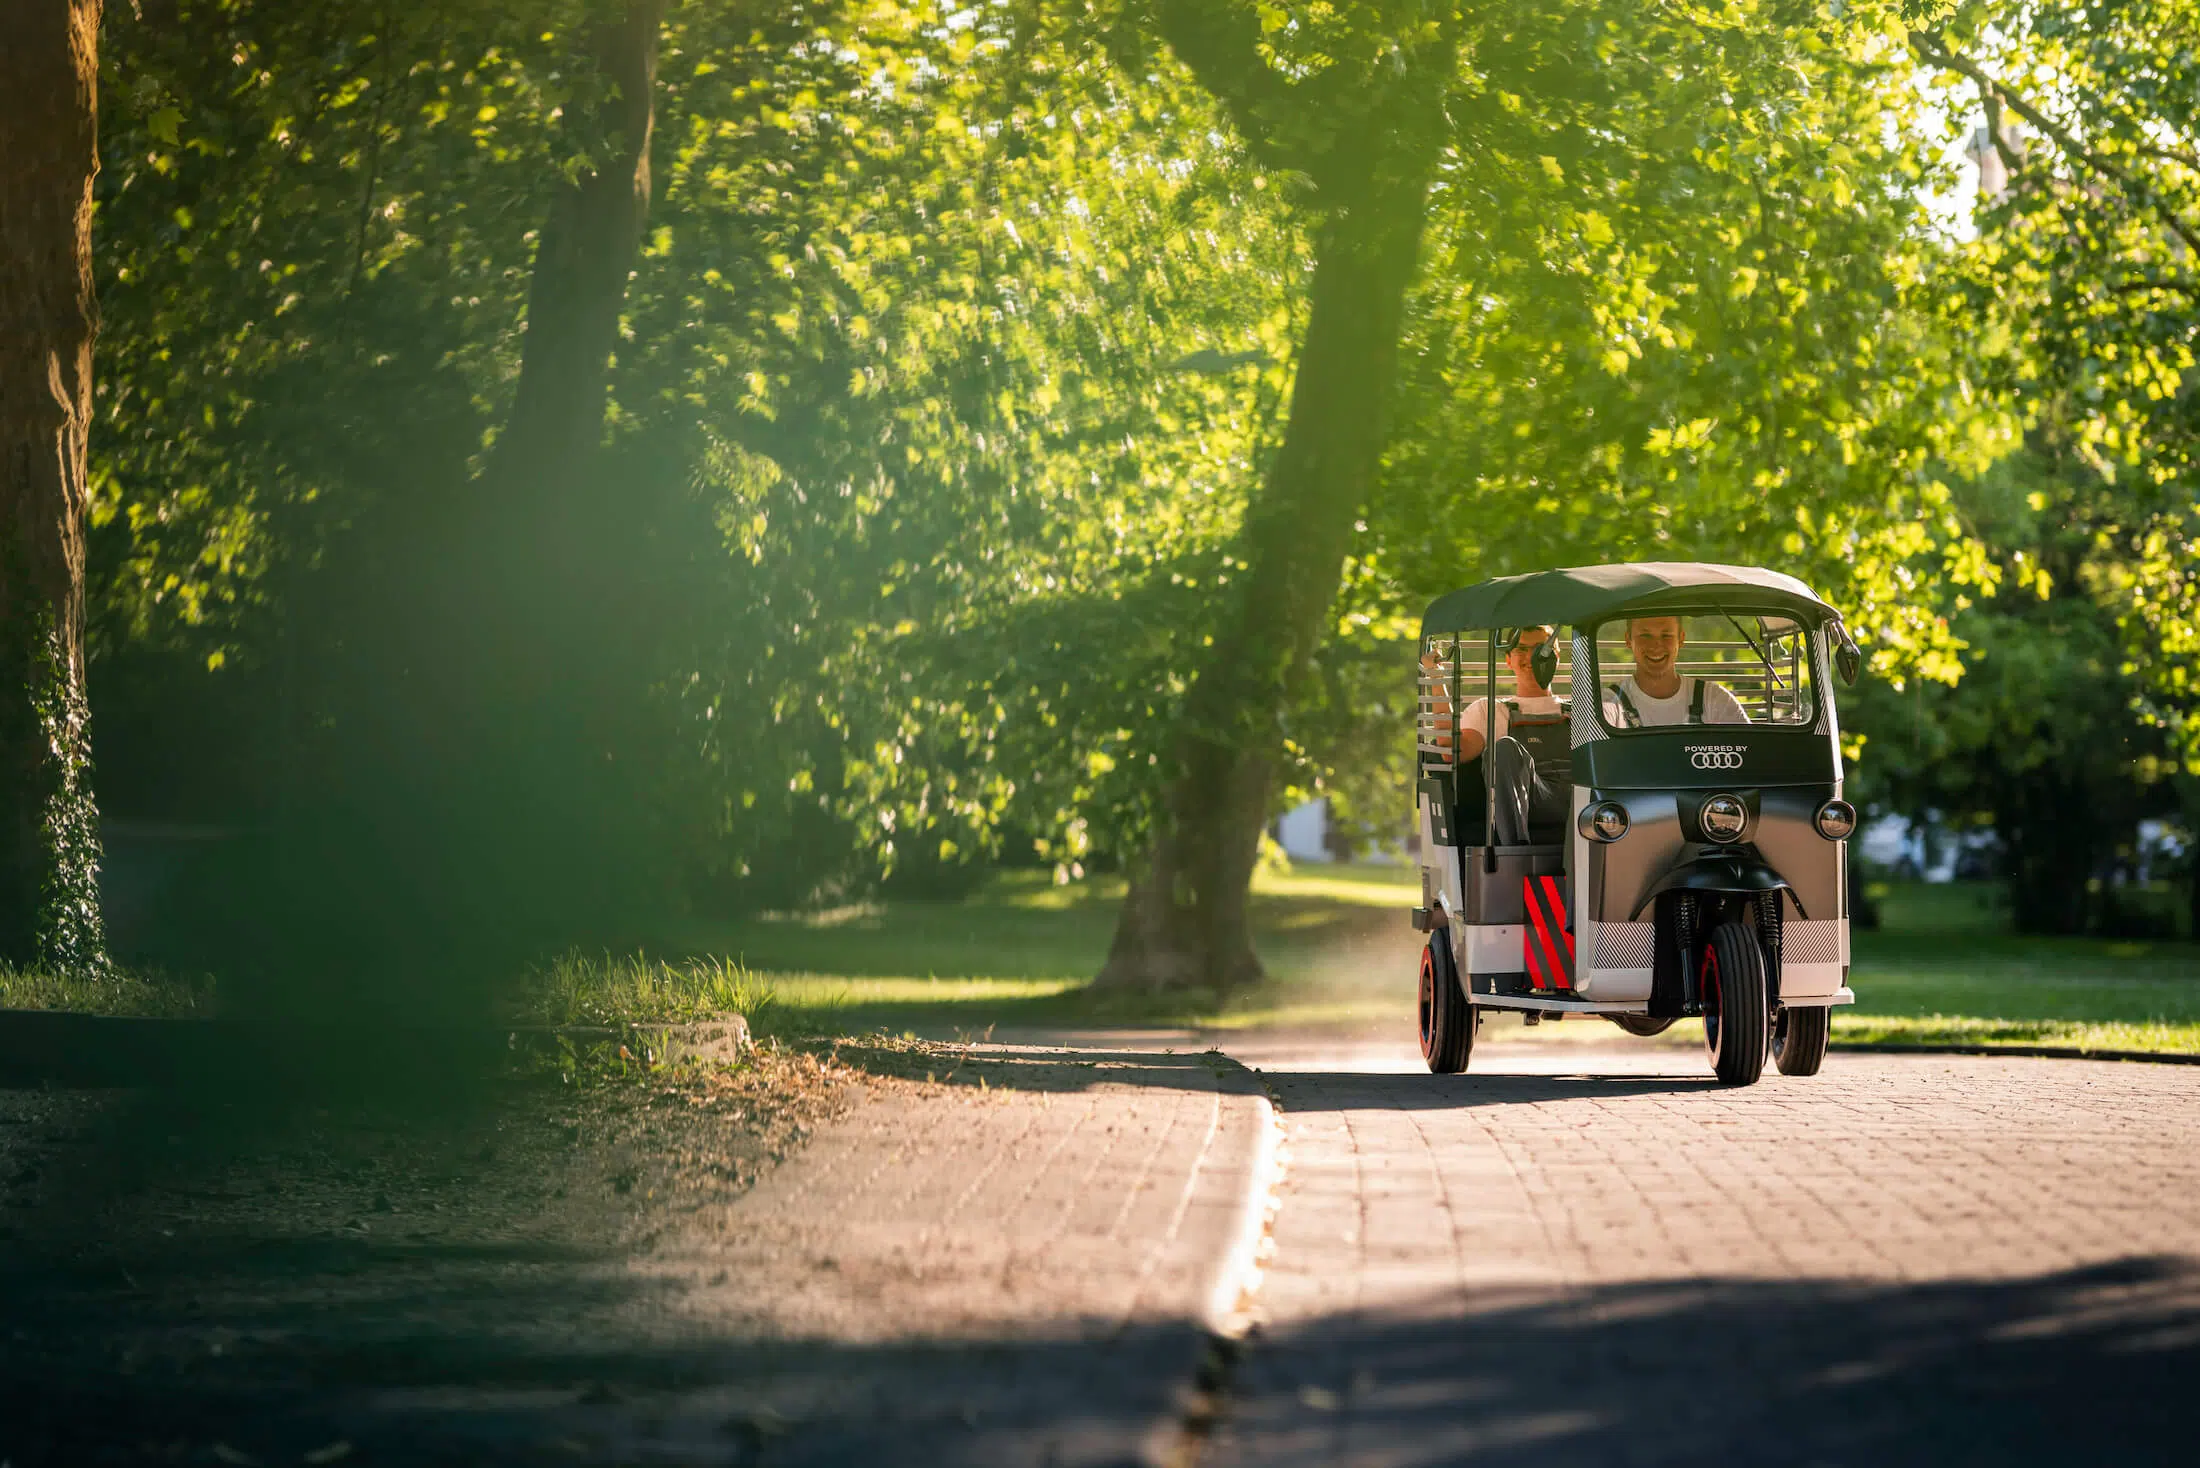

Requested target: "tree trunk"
[
  {"left": 492, "top": 0, "right": 663, "bottom": 510},
  {"left": 1097, "top": 137, "right": 1441, "bottom": 992},
  {"left": 472, "top": 0, "right": 662, "bottom": 628},
  {"left": 0, "top": 0, "right": 107, "bottom": 973},
  {"left": 431, "top": 0, "right": 665, "bottom": 956},
  {"left": 1997, "top": 763, "right": 2102, "bottom": 937},
  {"left": 2189, "top": 850, "right": 2200, "bottom": 945},
  {"left": 251, "top": 0, "right": 668, "bottom": 994}
]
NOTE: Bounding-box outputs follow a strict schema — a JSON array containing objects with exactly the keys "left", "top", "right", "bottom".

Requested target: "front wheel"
[
  {"left": 1700, "top": 922, "right": 1768, "bottom": 1086},
  {"left": 1418, "top": 935, "right": 1475, "bottom": 1074},
  {"left": 1772, "top": 1005, "right": 1830, "bottom": 1076},
  {"left": 1608, "top": 1015, "right": 1676, "bottom": 1038}
]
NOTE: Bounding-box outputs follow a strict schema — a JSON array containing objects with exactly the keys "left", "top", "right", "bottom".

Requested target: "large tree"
[
  {"left": 1093, "top": 0, "right": 2000, "bottom": 991},
  {"left": 1094, "top": 0, "right": 1460, "bottom": 991},
  {"left": 435, "top": 0, "right": 672, "bottom": 952},
  {"left": 0, "top": 0, "right": 107, "bottom": 974}
]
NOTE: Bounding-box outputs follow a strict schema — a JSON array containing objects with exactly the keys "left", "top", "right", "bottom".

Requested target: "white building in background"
[
  {"left": 1859, "top": 815, "right": 1913, "bottom": 872},
  {"left": 1275, "top": 798, "right": 1335, "bottom": 863},
  {"left": 1859, "top": 813, "right": 2000, "bottom": 884},
  {"left": 1274, "top": 798, "right": 1415, "bottom": 865}
]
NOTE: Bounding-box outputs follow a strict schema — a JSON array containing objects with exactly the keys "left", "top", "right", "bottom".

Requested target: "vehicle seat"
[
  {"left": 1507, "top": 710, "right": 1573, "bottom": 844},
  {"left": 1417, "top": 761, "right": 1488, "bottom": 848}
]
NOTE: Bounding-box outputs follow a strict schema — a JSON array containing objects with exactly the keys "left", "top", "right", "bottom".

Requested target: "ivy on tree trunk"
[{"left": 0, "top": 0, "right": 107, "bottom": 975}]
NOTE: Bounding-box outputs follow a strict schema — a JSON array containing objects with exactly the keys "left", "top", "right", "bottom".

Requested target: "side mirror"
[{"left": 1835, "top": 637, "right": 1862, "bottom": 687}]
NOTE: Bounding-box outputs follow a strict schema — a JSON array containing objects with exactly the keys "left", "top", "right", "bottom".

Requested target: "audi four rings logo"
[{"left": 1688, "top": 746, "right": 1745, "bottom": 770}]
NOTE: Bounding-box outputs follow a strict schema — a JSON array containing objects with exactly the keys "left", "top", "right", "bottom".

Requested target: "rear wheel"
[
  {"left": 1608, "top": 1015, "right": 1676, "bottom": 1038},
  {"left": 1772, "top": 1005, "right": 1830, "bottom": 1076},
  {"left": 1418, "top": 934, "right": 1475, "bottom": 1074},
  {"left": 1700, "top": 922, "right": 1768, "bottom": 1086}
]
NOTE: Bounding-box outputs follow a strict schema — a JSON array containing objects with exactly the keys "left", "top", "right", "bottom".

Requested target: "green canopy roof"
[{"left": 1420, "top": 562, "right": 1839, "bottom": 637}]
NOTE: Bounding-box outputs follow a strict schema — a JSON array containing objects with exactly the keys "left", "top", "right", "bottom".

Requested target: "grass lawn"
[
  {"left": 8, "top": 864, "right": 2196, "bottom": 1058},
  {"left": 0, "top": 964, "right": 215, "bottom": 1019},
  {"left": 657, "top": 867, "right": 2200, "bottom": 1057},
  {"left": 1844, "top": 882, "right": 2200, "bottom": 1054},
  {"left": 653, "top": 862, "right": 1424, "bottom": 1038}
]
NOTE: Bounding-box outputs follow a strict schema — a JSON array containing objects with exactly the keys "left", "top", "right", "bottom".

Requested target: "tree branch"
[
  {"left": 1980, "top": 84, "right": 2016, "bottom": 185},
  {"left": 2103, "top": 274, "right": 2200, "bottom": 296},
  {"left": 2131, "top": 138, "right": 2200, "bottom": 174},
  {"left": 1915, "top": 30, "right": 2200, "bottom": 261},
  {"left": 1142, "top": 0, "right": 1301, "bottom": 169}
]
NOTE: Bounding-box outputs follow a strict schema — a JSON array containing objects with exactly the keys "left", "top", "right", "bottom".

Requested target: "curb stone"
[
  {"left": 1140, "top": 1052, "right": 1283, "bottom": 1468},
  {"left": 1832, "top": 1039, "right": 2200, "bottom": 1066}
]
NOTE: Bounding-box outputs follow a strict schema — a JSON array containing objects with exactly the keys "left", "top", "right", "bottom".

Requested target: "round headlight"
[
  {"left": 1579, "top": 801, "right": 1630, "bottom": 843},
  {"left": 1815, "top": 799, "right": 1857, "bottom": 841},
  {"left": 1700, "top": 794, "right": 1747, "bottom": 843}
]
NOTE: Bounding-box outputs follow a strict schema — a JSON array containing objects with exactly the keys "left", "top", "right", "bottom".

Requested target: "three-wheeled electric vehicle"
[{"left": 1411, "top": 563, "right": 1865, "bottom": 1085}]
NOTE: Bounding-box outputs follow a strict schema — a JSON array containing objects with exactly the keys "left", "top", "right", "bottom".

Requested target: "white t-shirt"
[
  {"left": 1456, "top": 693, "right": 1563, "bottom": 746},
  {"left": 1602, "top": 676, "right": 1748, "bottom": 727}
]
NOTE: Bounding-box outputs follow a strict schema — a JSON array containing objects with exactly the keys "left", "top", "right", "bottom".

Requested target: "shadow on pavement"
[
  {"left": 1220, "top": 1254, "right": 2200, "bottom": 1466},
  {"left": 6, "top": 1220, "right": 2196, "bottom": 1466},
  {"left": 0, "top": 1301, "right": 1201, "bottom": 1466},
  {"left": 0, "top": 1044, "right": 1239, "bottom": 1467},
  {"left": 1243, "top": 1067, "right": 1725, "bottom": 1108}
]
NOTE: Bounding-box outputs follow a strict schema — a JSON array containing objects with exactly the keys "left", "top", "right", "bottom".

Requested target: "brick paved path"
[
  {"left": 610, "top": 1044, "right": 1270, "bottom": 1466},
  {"left": 1206, "top": 1038, "right": 2200, "bottom": 1467},
  {"left": 0, "top": 1046, "right": 1269, "bottom": 1468}
]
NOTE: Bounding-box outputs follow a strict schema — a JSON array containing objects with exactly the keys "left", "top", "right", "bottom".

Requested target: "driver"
[
  {"left": 1421, "top": 625, "right": 1568, "bottom": 845},
  {"left": 1603, "top": 615, "right": 1749, "bottom": 727}
]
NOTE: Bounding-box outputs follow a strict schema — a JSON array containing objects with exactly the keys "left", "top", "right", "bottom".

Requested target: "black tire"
[
  {"left": 1608, "top": 1015, "right": 1677, "bottom": 1038},
  {"left": 1772, "top": 1005, "right": 1830, "bottom": 1076},
  {"left": 1700, "top": 921, "right": 1768, "bottom": 1086},
  {"left": 1418, "top": 934, "right": 1475, "bottom": 1074}
]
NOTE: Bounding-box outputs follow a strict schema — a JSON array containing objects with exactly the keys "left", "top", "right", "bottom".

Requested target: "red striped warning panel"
[{"left": 1522, "top": 874, "right": 1575, "bottom": 991}]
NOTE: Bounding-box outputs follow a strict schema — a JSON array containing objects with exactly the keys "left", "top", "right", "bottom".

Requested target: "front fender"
[{"left": 1627, "top": 849, "right": 1808, "bottom": 921}]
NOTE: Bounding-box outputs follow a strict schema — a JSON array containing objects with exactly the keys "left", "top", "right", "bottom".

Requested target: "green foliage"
[
  {"left": 1916, "top": 4, "right": 2200, "bottom": 765},
  {"left": 27, "top": 620, "right": 108, "bottom": 975},
  {"left": 1288, "top": 0, "right": 2013, "bottom": 826},
  {"left": 617, "top": 2, "right": 1304, "bottom": 899},
  {"left": 1844, "top": 453, "right": 2177, "bottom": 934},
  {"left": 80, "top": 0, "right": 2114, "bottom": 973},
  {"left": 0, "top": 604, "right": 108, "bottom": 975},
  {"left": 1385, "top": 2, "right": 2006, "bottom": 653},
  {"left": 1827, "top": 3, "right": 2200, "bottom": 931},
  {"left": 92, "top": 1, "right": 582, "bottom": 664}
]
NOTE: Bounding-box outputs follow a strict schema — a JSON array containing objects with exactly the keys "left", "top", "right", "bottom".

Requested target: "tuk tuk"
[{"left": 1411, "top": 563, "right": 1864, "bottom": 1085}]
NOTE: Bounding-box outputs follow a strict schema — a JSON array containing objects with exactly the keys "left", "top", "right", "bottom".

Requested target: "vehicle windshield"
[{"left": 1591, "top": 610, "right": 1817, "bottom": 731}]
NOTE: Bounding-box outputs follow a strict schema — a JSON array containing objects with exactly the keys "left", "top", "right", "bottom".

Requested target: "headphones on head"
[{"left": 1502, "top": 625, "right": 1560, "bottom": 690}]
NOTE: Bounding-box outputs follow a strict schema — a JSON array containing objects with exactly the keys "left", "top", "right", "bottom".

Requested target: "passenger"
[
  {"left": 1602, "top": 615, "right": 1749, "bottom": 727},
  {"left": 1420, "top": 625, "right": 1568, "bottom": 845}
]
